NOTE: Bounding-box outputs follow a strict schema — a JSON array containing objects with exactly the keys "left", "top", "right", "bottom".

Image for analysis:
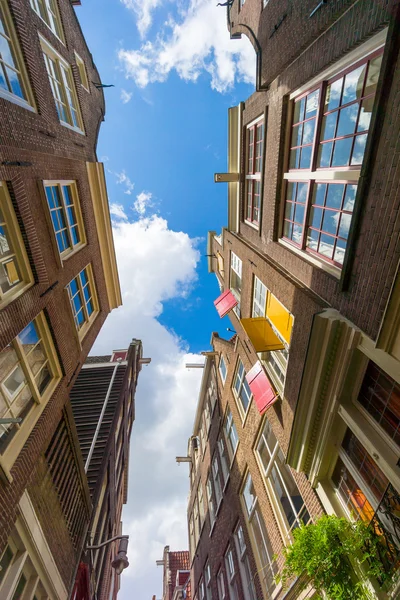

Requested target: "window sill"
[
  {"left": 59, "top": 120, "right": 85, "bottom": 136},
  {"left": 0, "top": 281, "right": 34, "bottom": 311},
  {"left": 0, "top": 89, "right": 36, "bottom": 112},
  {"left": 278, "top": 238, "right": 341, "bottom": 280},
  {"left": 244, "top": 219, "right": 260, "bottom": 231},
  {"left": 60, "top": 242, "right": 87, "bottom": 264}
]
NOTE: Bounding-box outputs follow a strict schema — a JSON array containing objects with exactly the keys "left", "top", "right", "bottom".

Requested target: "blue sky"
[{"left": 76, "top": 1, "right": 255, "bottom": 597}]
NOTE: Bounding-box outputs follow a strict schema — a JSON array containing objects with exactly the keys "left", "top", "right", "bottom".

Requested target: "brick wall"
[
  {"left": 189, "top": 336, "right": 324, "bottom": 600},
  {"left": 0, "top": 0, "right": 113, "bottom": 578},
  {"left": 225, "top": 1, "right": 400, "bottom": 341}
]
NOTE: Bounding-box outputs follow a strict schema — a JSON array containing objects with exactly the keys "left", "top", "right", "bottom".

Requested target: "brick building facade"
[
  {"left": 70, "top": 342, "right": 147, "bottom": 600},
  {"left": 197, "top": 1, "right": 400, "bottom": 598},
  {"left": 0, "top": 0, "right": 122, "bottom": 597}
]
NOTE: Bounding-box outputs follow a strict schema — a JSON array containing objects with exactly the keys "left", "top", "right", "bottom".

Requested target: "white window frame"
[
  {"left": 218, "top": 437, "right": 229, "bottom": 486},
  {"left": 232, "top": 358, "right": 252, "bottom": 421},
  {"left": 241, "top": 472, "right": 277, "bottom": 597},
  {"left": 252, "top": 276, "right": 289, "bottom": 394},
  {"left": 255, "top": 420, "right": 310, "bottom": 543},
  {"left": 212, "top": 453, "right": 223, "bottom": 508},
  {"left": 206, "top": 476, "right": 216, "bottom": 530},
  {"left": 230, "top": 253, "right": 242, "bottom": 318},
  {"left": 40, "top": 35, "right": 84, "bottom": 134},
  {"left": 217, "top": 569, "right": 226, "bottom": 600},
  {"left": 234, "top": 524, "right": 256, "bottom": 600},
  {"left": 245, "top": 116, "right": 264, "bottom": 228},
  {"left": 224, "top": 408, "right": 239, "bottom": 462},
  {"left": 219, "top": 355, "right": 227, "bottom": 385},
  {"left": 30, "top": 0, "right": 64, "bottom": 41}
]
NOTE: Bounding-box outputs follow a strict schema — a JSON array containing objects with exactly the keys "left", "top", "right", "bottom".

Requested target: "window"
[
  {"left": 219, "top": 355, "right": 227, "bottom": 384},
  {"left": 198, "top": 483, "right": 205, "bottom": 529},
  {"left": 331, "top": 428, "right": 389, "bottom": 523},
  {"left": 0, "top": 1, "right": 34, "bottom": 108},
  {"left": 283, "top": 50, "right": 383, "bottom": 268},
  {"left": 199, "top": 577, "right": 206, "bottom": 600},
  {"left": 245, "top": 118, "right": 264, "bottom": 226},
  {"left": 230, "top": 253, "right": 242, "bottom": 317},
  {"left": 30, "top": 0, "right": 63, "bottom": 40},
  {"left": 256, "top": 420, "right": 310, "bottom": 540},
  {"left": 44, "top": 181, "right": 85, "bottom": 259},
  {"left": 0, "top": 313, "right": 61, "bottom": 472},
  {"left": 0, "top": 540, "right": 51, "bottom": 600},
  {"left": 0, "top": 182, "right": 33, "bottom": 306},
  {"left": 232, "top": 358, "right": 252, "bottom": 419},
  {"left": 212, "top": 454, "right": 223, "bottom": 507},
  {"left": 252, "top": 277, "right": 292, "bottom": 393},
  {"left": 189, "top": 515, "right": 195, "bottom": 559},
  {"left": 66, "top": 265, "right": 98, "bottom": 339},
  {"left": 241, "top": 472, "right": 277, "bottom": 595},
  {"left": 74, "top": 51, "right": 89, "bottom": 91},
  {"left": 205, "top": 561, "right": 212, "bottom": 600},
  {"left": 218, "top": 437, "right": 229, "bottom": 485},
  {"left": 206, "top": 476, "right": 215, "bottom": 527},
  {"left": 225, "top": 547, "right": 239, "bottom": 600},
  {"left": 224, "top": 408, "right": 239, "bottom": 461},
  {"left": 217, "top": 570, "right": 226, "bottom": 600},
  {"left": 209, "top": 376, "right": 217, "bottom": 411},
  {"left": 41, "top": 37, "right": 83, "bottom": 132},
  {"left": 234, "top": 524, "right": 256, "bottom": 600}
]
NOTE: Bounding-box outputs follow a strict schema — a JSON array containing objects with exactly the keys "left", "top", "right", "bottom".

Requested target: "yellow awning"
[
  {"left": 266, "top": 293, "right": 294, "bottom": 345},
  {"left": 241, "top": 318, "right": 285, "bottom": 352}
]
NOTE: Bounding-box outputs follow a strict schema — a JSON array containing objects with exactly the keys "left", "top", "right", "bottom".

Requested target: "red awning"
[
  {"left": 214, "top": 290, "right": 238, "bottom": 318},
  {"left": 71, "top": 562, "right": 90, "bottom": 600},
  {"left": 246, "top": 362, "right": 278, "bottom": 414}
]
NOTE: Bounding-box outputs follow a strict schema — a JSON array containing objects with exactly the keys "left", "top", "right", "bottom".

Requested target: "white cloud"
[
  {"left": 120, "top": 88, "right": 133, "bottom": 103},
  {"left": 91, "top": 211, "right": 203, "bottom": 598},
  {"left": 134, "top": 191, "right": 152, "bottom": 215},
  {"left": 118, "top": 0, "right": 256, "bottom": 93},
  {"left": 115, "top": 170, "right": 135, "bottom": 195},
  {"left": 120, "top": 0, "right": 163, "bottom": 39},
  {"left": 110, "top": 203, "right": 128, "bottom": 221}
]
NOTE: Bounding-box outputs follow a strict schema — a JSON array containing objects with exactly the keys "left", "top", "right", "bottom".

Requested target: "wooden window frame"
[
  {"left": 30, "top": 0, "right": 64, "bottom": 42},
  {"left": 0, "top": 182, "right": 34, "bottom": 308},
  {"left": 251, "top": 276, "right": 290, "bottom": 394},
  {"left": 255, "top": 419, "right": 310, "bottom": 543},
  {"left": 74, "top": 51, "right": 90, "bottom": 92},
  {"left": 42, "top": 180, "right": 86, "bottom": 264},
  {"left": 240, "top": 471, "right": 277, "bottom": 597},
  {"left": 232, "top": 357, "right": 252, "bottom": 422},
  {"left": 66, "top": 264, "right": 99, "bottom": 343},
  {"left": 0, "top": 1, "right": 36, "bottom": 110},
  {"left": 230, "top": 252, "right": 242, "bottom": 318},
  {"left": 40, "top": 35, "right": 84, "bottom": 133},
  {"left": 0, "top": 312, "right": 62, "bottom": 480},
  {"left": 244, "top": 117, "right": 264, "bottom": 228},
  {"left": 281, "top": 47, "right": 384, "bottom": 270}
]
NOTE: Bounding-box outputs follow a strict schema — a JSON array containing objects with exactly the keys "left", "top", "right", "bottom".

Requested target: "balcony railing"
[{"left": 368, "top": 483, "right": 400, "bottom": 585}]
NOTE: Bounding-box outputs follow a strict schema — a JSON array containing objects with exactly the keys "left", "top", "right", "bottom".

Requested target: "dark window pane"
[
  {"left": 364, "top": 55, "right": 382, "bottom": 97},
  {"left": 283, "top": 221, "right": 293, "bottom": 239}
]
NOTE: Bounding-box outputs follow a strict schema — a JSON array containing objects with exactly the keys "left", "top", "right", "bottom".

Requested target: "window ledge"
[
  {"left": 244, "top": 219, "right": 260, "bottom": 231},
  {"left": 60, "top": 120, "right": 85, "bottom": 136},
  {"left": 0, "top": 89, "right": 36, "bottom": 112},
  {"left": 223, "top": 474, "right": 230, "bottom": 493},
  {"left": 278, "top": 238, "right": 341, "bottom": 280}
]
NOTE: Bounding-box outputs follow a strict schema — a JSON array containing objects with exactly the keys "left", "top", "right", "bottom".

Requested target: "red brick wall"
[
  {"left": 189, "top": 337, "right": 324, "bottom": 600},
  {"left": 226, "top": 2, "right": 400, "bottom": 341},
  {"left": 0, "top": 0, "right": 113, "bottom": 584}
]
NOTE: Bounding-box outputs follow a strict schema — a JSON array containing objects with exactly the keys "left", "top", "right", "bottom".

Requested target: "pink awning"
[
  {"left": 246, "top": 361, "right": 278, "bottom": 414},
  {"left": 214, "top": 290, "right": 238, "bottom": 318}
]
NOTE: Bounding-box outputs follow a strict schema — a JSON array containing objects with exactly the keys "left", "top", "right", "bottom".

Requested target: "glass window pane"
[
  {"left": 243, "top": 474, "right": 256, "bottom": 515},
  {"left": 321, "top": 112, "right": 337, "bottom": 141},
  {"left": 336, "top": 103, "right": 358, "bottom": 137},
  {"left": 351, "top": 134, "right": 367, "bottom": 165},
  {"left": 318, "top": 233, "right": 335, "bottom": 259},
  {"left": 342, "top": 65, "right": 366, "bottom": 105},
  {"left": 317, "top": 141, "right": 333, "bottom": 167},
  {"left": 325, "top": 78, "right": 343, "bottom": 112},
  {"left": 0, "top": 546, "right": 13, "bottom": 586},
  {"left": 364, "top": 55, "right": 382, "bottom": 97},
  {"left": 331, "top": 137, "right": 352, "bottom": 167}
]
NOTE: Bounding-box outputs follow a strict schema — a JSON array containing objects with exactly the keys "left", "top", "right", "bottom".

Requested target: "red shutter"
[
  {"left": 214, "top": 290, "right": 238, "bottom": 318},
  {"left": 246, "top": 362, "right": 278, "bottom": 414}
]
